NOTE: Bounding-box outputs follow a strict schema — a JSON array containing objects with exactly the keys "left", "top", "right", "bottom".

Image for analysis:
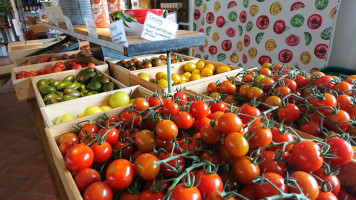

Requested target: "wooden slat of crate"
[
  {"left": 13, "top": 50, "right": 90, "bottom": 68},
  {"left": 40, "top": 86, "right": 152, "bottom": 127},
  {"left": 31, "top": 66, "right": 125, "bottom": 108},
  {"left": 12, "top": 57, "right": 108, "bottom": 102},
  {"left": 129, "top": 60, "right": 243, "bottom": 93},
  {"left": 8, "top": 42, "right": 59, "bottom": 62}
]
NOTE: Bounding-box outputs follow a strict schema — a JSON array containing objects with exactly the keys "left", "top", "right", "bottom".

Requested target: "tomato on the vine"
[
  {"left": 194, "top": 170, "right": 223, "bottom": 197},
  {"left": 83, "top": 182, "right": 113, "bottom": 200},
  {"left": 326, "top": 138, "right": 354, "bottom": 165},
  {"left": 134, "top": 153, "right": 160, "bottom": 180},
  {"left": 292, "top": 141, "right": 323, "bottom": 172},
  {"left": 237, "top": 103, "right": 261, "bottom": 124},
  {"left": 170, "top": 183, "right": 202, "bottom": 200},
  {"left": 156, "top": 120, "right": 178, "bottom": 141},
  {"left": 106, "top": 159, "right": 134, "bottom": 189},
  {"left": 233, "top": 156, "right": 260, "bottom": 184},
  {"left": 174, "top": 91, "right": 188, "bottom": 106},
  {"left": 218, "top": 113, "right": 243, "bottom": 134},
  {"left": 224, "top": 132, "right": 249, "bottom": 157},
  {"left": 160, "top": 153, "right": 185, "bottom": 177},
  {"left": 290, "top": 171, "right": 319, "bottom": 200},
  {"left": 254, "top": 172, "right": 288, "bottom": 199},
  {"left": 132, "top": 97, "right": 149, "bottom": 111},
  {"left": 75, "top": 168, "right": 101, "bottom": 193},
  {"left": 90, "top": 141, "right": 112, "bottom": 163},
  {"left": 277, "top": 103, "right": 300, "bottom": 123},
  {"left": 135, "top": 130, "right": 155, "bottom": 153},
  {"left": 189, "top": 101, "right": 210, "bottom": 119},
  {"left": 65, "top": 144, "right": 94, "bottom": 171}
]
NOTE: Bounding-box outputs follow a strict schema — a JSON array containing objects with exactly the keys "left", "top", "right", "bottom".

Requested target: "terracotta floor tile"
[
  {"left": 0, "top": 72, "right": 57, "bottom": 199},
  {"left": 0, "top": 177, "right": 27, "bottom": 199},
  {"left": 46, "top": 196, "right": 57, "bottom": 200},
  {"left": 10, "top": 192, "right": 48, "bottom": 200},
  {"left": 0, "top": 153, "right": 23, "bottom": 174},
  {"left": 33, "top": 182, "right": 56, "bottom": 196},
  {"left": 0, "top": 175, "right": 14, "bottom": 188},
  {"left": 5, "top": 166, "right": 41, "bottom": 178}
]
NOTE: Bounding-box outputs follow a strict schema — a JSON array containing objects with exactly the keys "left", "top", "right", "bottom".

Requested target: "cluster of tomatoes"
[
  {"left": 116, "top": 54, "right": 185, "bottom": 71},
  {"left": 19, "top": 52, "right": 83, "bottom": 66},
  {"left": 57, "top": 89, "right": 354, "bottom": 200},
  {"left": 204, "top": 63, "right": 356, "bottom": 139},
  {"left": 16, "top": 60, "right": 96, "bottom": 79}
]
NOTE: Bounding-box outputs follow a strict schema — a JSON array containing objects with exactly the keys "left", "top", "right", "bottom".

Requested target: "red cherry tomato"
[
  {"left": 255, "top": 172, "right": 288, "bottom": 199},
  {"left": 75, "top": 168, "right": 101, "bottom": 193},
  {"left": 292, "top": 141, "right": 323, "bottom": 172},
  {"left": 65, "top": 144, "right": 94, "bottom": 171},
  {"left": 277, "top": 103, "right": 300, "bottom": 123},
  {"left": 83, "top": 182, "right": 112, "bottom": 200},
  {"left": 194, "top": 170, "right": 223, "bottom": 197},
  {"left": 106, "top": 159, "right": 134, "bottom": 189},
  {"left": 326, "top": 138, "right": 354, "bottom": 165},
  {"left": 170, "top": 184, "right": 202, "bottom": 200}
]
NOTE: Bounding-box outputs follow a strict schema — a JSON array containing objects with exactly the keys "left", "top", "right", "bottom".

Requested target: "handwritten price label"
[
  {"left": 85, "top": 18, "right": 98, "bottom": 38},
  {"left": 109, "top": 20, "right": 128, "bottom": 47},
  {"left": 64, "top": 15, "right": 74, "bottom": 32},
  {"left": 141, "top": 12, "right": 178, "bottom": 41}
]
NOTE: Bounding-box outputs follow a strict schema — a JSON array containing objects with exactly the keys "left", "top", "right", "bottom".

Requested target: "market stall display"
[
  {"left": 12, "top": 56, "right": 109, "bottom": 101},
  {"left": 5, "top": 1, "right": 356, "bottom": 200}
]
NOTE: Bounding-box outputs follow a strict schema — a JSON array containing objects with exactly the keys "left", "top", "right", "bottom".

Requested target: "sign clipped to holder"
[
  {"left": 141, "top": 12, "right": 178, "bottom": 41},
  {"left": 12, "top": 19, "right": 22, "bottom": 36},
  {"left": 49, "top": 11, "right": 58, "bottom": 27},
  {"left": 38, "top": 9, "right": 45, "bottom": 19},
  {"left": 64, "top": 15, "right": 74, "bottom": 32},
  {"left": 109, "top": 20, "right": 128, "bottom": 47},
  {"left": 85, "top": 18, "right": 98, "bottom": 38}
]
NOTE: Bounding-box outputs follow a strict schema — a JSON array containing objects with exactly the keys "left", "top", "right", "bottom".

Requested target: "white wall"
[{"left": 328, "top": 0, "right": 356, "bottom": 69}]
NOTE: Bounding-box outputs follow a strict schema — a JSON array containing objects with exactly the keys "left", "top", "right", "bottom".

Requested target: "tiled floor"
[{"left": 0, "top": 60, "right": 56, "bottom": 199}]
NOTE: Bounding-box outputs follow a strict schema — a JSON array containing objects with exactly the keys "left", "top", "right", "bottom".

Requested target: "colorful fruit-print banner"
[{"left": 192, "top": 0, "right": 341, "bottom": 71}]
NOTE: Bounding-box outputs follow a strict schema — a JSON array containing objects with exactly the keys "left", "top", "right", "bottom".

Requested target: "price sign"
[
  {"left": 50, "top": 11, "right": 58, "bottom": 26},
  {"left": 64, "top": 15, "right": 74, "bottom": 32},
  {"left": 12, "top": 19, "right": 22, "bottom": 36},
  {"left": 85, "top": 18, "right": 98, "bottom": 38},
  {"left": 38, "top": 9, "right": 44, "bottom": 19},
  {"left": 141, "top": 12, "right": 178, "bottom": 41},
  {"left": 109, "top": 20, "right": 128, "bottom": 47}
]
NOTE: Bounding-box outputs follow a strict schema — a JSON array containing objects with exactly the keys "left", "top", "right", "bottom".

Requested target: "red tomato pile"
[
  {"left": 16, "top": 60, "right": 96, "bottom": 79},
  {"left": 204, "top": 63, "right": 356, "bottom": 139},
  {"left": 57, "top": 89, "right": 354, "bottom": 200},
  {"left": 19, "top": 52, "right": 83, "bottom": 66}
]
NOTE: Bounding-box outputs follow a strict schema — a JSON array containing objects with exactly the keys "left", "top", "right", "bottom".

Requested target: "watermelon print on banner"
[{"left": 192, "top": 0, "right": 341, "bottom": 71}]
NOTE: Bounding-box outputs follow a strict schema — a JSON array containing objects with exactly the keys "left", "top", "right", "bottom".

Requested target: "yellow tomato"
[
  {"left": 180, "top": 75, "right": 188, "bottom": 82},
  {"left": 177, "top": 80, "right": 187, "bottom": 85},
  {"left": 156, "top": 72, "right": 165, "bottom": 80},
  {"left": 161, "top": 74, "right": 168, "bottom": 80},
  {"left": 83, "top": 106, "right": 103, "bottom": 116},
  {"left": 183, "top": 72, "right": 191, "bottom": 79},
  {"left": 192, "top": 69, "right": 201, "bottom": 75},
  {"left": 56, "top": 114, "right": 77, "bottom": 125},
  {"left": 189, "top": 74, "right": 201, "bottom": 81},
  {"left": 171, "top": 73, "right": 181, "bottom": 84},
  {"left": 100, "top": 106, "right": 112, "bottom": 111},
  {"left": 216, "top": 66, "right": 231, "bottom": 74},
  {"left": 157, "top": 79, "right": 168, "bottom": 88},
  {"left": 78, "top": 113, "right": 85, "bottom": 118},
  {"left": 205, "top": 64, "right": 216, "bottom": 73},
  {"left": 201, "top": 67, "right": 214, "bottom": 77},
  {"left": 184, "top": 62, "right": 197, "bottom": 72},
  {"left": 262, "top": 63, "right": 271, "bottom": 68},
  {"left": 209, "top": 92, "right": 221, "bottom": 100},
  {"left": 138, "top": 72, "right": 150, "bottom": 81},
  {"left": 196, "top": 60, "right": 206, "bottom": 70}
]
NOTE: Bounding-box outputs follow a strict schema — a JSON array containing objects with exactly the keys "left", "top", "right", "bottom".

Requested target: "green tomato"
[
  {"left": 254, "top": 74, "right": 266, "bottom": 83},
  {"left": 109, "top": 91, "right": 130, "bottom": 108},
  {"left": 56, "top": 114, "right": 77, "bottom": 125}
]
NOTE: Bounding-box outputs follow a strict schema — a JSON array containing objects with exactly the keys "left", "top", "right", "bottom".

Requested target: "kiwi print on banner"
[{"left": 192, "top": 0, "right": 342, "bottom": 71}]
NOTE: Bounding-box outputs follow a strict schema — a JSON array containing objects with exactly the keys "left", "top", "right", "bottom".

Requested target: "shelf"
[{"left": 37, "top": 20, "right": 204, "bottom": 57}]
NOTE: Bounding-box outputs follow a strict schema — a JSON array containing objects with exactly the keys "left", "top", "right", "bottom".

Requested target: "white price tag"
[
  {"left": 85, "top": 18, "right": 98, "bottom": 38},
  {"left": 141, "top": 12, "right": 178, "bottom": 41},
  {"left": 109, "top": 20, "right": 128, "bottom": 47},
  {"left": 64, "top": 15, "right": 74, "bottom": 32},
  {"left": 50, "top": 11, "right": 58, "bottom": 26},
  {"left": 38, "top": 9, "right": 44, "bottom": 19},
  {"left": 12, "top": 19, "right": 22, "bottom": 36}
]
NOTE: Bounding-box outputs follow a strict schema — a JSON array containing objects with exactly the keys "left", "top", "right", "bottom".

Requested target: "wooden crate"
[
  {"left": 7, "top": 38, "right": 66, "bottom": 62},
  {"left": 129, "top": 60, "right": 243, "bottom": 93},
  {"left": 31, "top": 66, "right": 126, "bottom": 108},
  {"left": 109, "top": 53, "right": 197, "bottom": 86},
  {"left": 40, "top": 85, "right": 152, "bottom": 127},
  {"left": 7, "top": 37, "right": 65, "bottom": 47},
  {"left": 12, "top": 57, "right": 109, "bottom": 102},
  {"left": 13, "top": 50, "right": 91, "bottom": 68},
  {"left": 45, "top": 106, "right": 130, "bottom": 200}
]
